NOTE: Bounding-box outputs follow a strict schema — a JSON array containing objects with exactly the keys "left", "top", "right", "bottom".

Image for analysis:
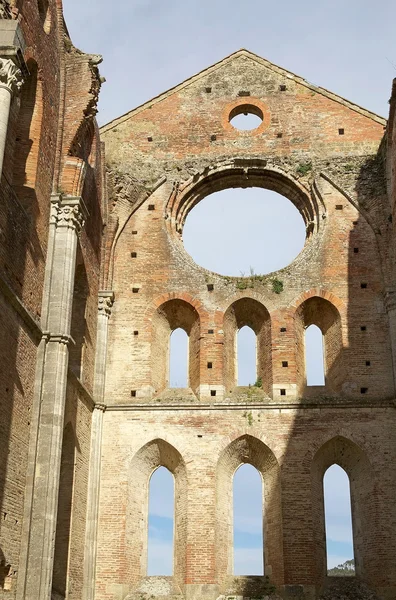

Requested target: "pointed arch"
[
  {"left": 323, "top": 464, "right": 354, "bottom": 574},
  {"left": 224, "top": 298, "right": 271, "bottom": 394},
  {"left": 169, "top": 327, "right": 189, "bottom": 387},
  {"left": 147, "top": 466, "right": 175, "bottom": 575},
  {"left": 305, "top": 324, "right": 325, "bottom": 386},
  {"left": 295, "top": 296, "right": 344, "bottom": 395},
  {"left": 237, "top": 325, "right": 257, "bottom": 386},
  {"left": 311, "top": 436, "right": 376, "bottom": 587},
  {"left": 216, "top": 435, "right": 283, "bottom": 587},
  {"left": 151, "top": 299, "right": 200, "bottom": 394},
  {"left": 233, "top": 463, "right": 264, "bottom": 575},
  {"left": 126, "top": 439, "right": 187, "bottom": 587}
]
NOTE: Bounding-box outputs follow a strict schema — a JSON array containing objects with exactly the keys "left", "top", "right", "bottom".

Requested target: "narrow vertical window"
[
  {"left": 237, "top": 326, "right": 257, "bottom": 386},
  {"left": 305, "top": 324, "right": 325, "bottom": 385},
  {"left": 324, "top": 465, "right": 355, "bottom": 576},
  {"left": 169, "top": 328, "right": 188, "bottom": 388},
  {"left": 233, "top": 464, "right": 264, "bottom": 575},
  {"left": 147, "top": 467, "right": 174, "bottom": 575}
]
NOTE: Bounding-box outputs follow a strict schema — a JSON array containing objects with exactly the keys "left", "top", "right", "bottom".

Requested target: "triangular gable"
[{"left": 100, "top": 48, "right": 386, "bottom": 134}]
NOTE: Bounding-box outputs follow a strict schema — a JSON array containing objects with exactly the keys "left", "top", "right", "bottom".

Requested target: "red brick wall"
[
  {"left": 0, "top": 1, "right": 104, "bottom": 597},
  {"left": 97, "top": 52, "right": 396, "bottom": 599}
]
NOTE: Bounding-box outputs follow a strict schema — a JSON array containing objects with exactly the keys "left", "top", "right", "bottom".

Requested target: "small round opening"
[
  {"left": 229, "top": 104, "right": 264, "bottom": 131},
  {"left": 183, "top": 188, "right": 306, "bottom": 276}
]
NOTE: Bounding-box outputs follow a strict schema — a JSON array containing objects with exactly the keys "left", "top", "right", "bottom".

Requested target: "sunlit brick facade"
[{"left": 1, "top": 2, "right": 396, "bottom": 599}]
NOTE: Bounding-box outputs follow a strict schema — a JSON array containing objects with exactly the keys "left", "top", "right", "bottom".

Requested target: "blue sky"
[
  {"left": 147, "top": 464, "right": 354, "bottom": 575},
  {"left": 62, "top": 0, "right": 391, "bottom": 577}
]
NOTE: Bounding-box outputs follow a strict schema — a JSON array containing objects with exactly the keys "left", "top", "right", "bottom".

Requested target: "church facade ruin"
[{"left": 0, "top": 1, "right": 396, "bottom": 600}]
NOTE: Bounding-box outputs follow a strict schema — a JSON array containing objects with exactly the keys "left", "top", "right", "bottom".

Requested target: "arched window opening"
[
  {"left": 324, "top": 465, "right": 355, "bottom": 576},
  {"left": 152, "top": 299, "right": 200, "bottom": 395},
  {"left": 169, "top": 328, "right": 188, "bottom": 388},
  {"left": 224, "top": 299, "right": 271, "bottom": 395},
  {"left": 237, "top": 326, "right": 257, "bottom": 386},
  {"left": 233, "top": 464, "right": 264, "bottom": 576},
  {"left": 230, "top": 111, "right": 263, "bottom": 131},
  {"left": 296, "top": 297, "right": 343, "bottom": 395},
  {"left": 305, "top": 324, "right": 325, "bottom": 386},
  {"left": 13, "top": 60, "right": 43, "bottom": 204},
  {"left": 147, "top": 466, "right": 174, "bottom": 576}
]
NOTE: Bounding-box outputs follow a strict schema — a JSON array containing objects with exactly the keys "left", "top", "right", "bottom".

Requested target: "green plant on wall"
[
  {"left": 296, "top": 161, "right": 312, "bottom": 176},
  {"left": 272, "top": 278, "right": 284, "bottom": 294},
  {"left": 243, "top": 411, "right": 254, "bottom": 426}
]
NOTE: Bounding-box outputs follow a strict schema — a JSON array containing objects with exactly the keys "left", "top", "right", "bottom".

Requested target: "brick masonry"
[
  {"left": 97, "top": 52, "right": 396, "bottom": 600},
  {"left": 1, "top": 3, "right": 396, "bottom": 600},
  {"left": 0, "top": 1, "right": 103, "bottom": 598}
]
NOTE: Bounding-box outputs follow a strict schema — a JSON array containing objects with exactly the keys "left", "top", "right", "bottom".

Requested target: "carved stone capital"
[
  {"left": 50, "top": 195, "right": 88, "bottom": 233},
  {"left": 94, "top": 403, "right": 106, "bottom": 413},
  {"left": 98, "top": 291, "right": 115, "bottom": 316},
  {"left": 0, "top": 57, "right": 23, "bottom": 94},
  {"left": 0, "top": 0, "right": 13, "bottom": 19}
]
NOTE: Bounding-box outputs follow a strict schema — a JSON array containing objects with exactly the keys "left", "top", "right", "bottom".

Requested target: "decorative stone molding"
[
  {"left": 94, "top": 403, "right": 106, "bottom": 412},
  {"left": 0, "top": 57, "right": 23, "bottom": 94},
  {"left": 98, "top": 291, "right": 115, "bottom": 316},
  {"left": 42, "top": 332, "right": 73, "bottom": 346},
  {"left": 50, "top": 195, "right": 88, "bottom": 232}
]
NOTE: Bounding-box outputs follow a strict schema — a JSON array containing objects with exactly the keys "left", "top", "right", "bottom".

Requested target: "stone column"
[
  {"left": 0, "top": 56, "right": 23, "bottom": 175},
  {"left": 83, "top": 291, "right": 114, "bottom": 600},
  {"left": 17, "top": 195, "right": 87, "bottom": 600}
]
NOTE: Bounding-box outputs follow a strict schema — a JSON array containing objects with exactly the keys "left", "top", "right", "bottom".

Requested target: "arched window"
[
  {"left": 169, "top": 328, "right": 188, "bottom": 388},
  {"left": 152, "top": 299, "right": 200, "bottom": 395},
  {"left": 223, "top": 299, "right": 271, "bottom": 394},
  {"left": 147, "top": 466, "right": 174, "bottom": 576},
  {"left": 237, "top": 326, "right": 257, "bottom": 386},
  {"left": 305, "top": 324, "right": 325, "bottom": 386},
  {"left": 233, "top": 464, "right": 264, "bottom": 576},
  {"left": 13, "top": 60, "right": 43, "bottom": 205},
  {"left": 296, "top": 296, "right": 343, "bottom": 395},
  {"left": 324, "top": 465, "right": 355, "bottom": 575}
]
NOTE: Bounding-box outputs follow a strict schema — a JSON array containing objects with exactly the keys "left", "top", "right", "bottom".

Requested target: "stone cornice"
[{"left": 42, "top": 332, "right": 74, "bottom": 346}]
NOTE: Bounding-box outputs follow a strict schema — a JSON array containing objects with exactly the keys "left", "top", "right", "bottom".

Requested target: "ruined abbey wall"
[
  {"left": 1, "top": 3, "right": 396, "bottom": 600},
  {"left": 96, "top": 54, "right": 396, "bottom": 600}
]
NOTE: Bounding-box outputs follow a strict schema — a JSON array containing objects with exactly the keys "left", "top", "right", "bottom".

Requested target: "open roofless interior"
[{"left": 0, "top": 3, "right": 396, "bottom": 599}]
